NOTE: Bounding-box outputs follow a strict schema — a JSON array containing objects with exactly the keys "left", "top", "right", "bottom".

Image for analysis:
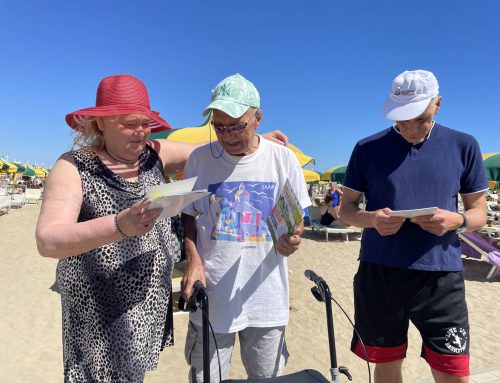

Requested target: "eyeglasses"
[{"left": 211, "top": 113, "right": 257, "bottom": 134}]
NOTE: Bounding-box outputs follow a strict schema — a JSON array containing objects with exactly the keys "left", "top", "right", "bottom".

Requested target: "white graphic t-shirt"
[{"left": 183, "top": 137, "right": 311, "bottom": 333}]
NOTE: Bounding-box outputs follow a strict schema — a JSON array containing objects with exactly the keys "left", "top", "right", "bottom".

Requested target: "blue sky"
[{"left": 1, "top": 0, "right": 499, "bottom": 172}]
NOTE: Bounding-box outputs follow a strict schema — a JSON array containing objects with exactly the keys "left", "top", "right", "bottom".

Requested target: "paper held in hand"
[
  {"left": 146, "top": 177, "right": 210, "bottom": 220},
  {"left": 266, "top": 179, "right": 304, "bottom": 247},
  {"left": 388, "top": 207, "right": 438, "bottom": 218}
]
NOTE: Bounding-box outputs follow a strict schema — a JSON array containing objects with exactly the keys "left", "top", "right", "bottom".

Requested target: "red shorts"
[{"left": 350, "top": 262, "right": 470, "bottom": 377}]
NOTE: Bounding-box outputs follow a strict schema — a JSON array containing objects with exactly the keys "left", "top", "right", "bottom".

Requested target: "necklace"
[{"left": 105, "top": 148, "right": 139, "bottom": 164}]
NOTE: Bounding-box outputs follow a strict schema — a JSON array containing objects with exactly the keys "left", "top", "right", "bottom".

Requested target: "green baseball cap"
[{"left": 203, "top": 73, "right": 260, "bottom": 118}]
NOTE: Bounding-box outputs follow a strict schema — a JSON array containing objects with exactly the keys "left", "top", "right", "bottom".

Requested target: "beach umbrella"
[
  {"left": 483, "top": 153, "right": 500, "bottom": 189},
  {"left": 320, "top": 165, "right": 348, "bottom": 184},
  {"left": 303, "top": 169, "right": 321, "bottom": 183},
  {"left": 37, "top": 167, "right": 50, "bottom": 177},
  {"left": 24, "top": 167, "right": 36, "bottom": 177},
  {"left": 0, "top": 160, "right": 18, "bottom": 174},
  {"left": 33, "top": 167, "right": 46, "bottom": 177},
  {"left": 12, "top": 162, "right": 26, "bottom": 174},
  {"left": 24, "top": 165, "right": 46, "bottom": 177},
  {"left": 288, "top": 144, "right": 315, "bottom": 167},
  {"left": 149, "top": 116, "right": 315, "bottom": 167}
]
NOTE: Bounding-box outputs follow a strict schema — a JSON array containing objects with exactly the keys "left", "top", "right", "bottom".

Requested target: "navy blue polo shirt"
[{"left": 344, "top": 123, "right": 488, "bottom": 271}]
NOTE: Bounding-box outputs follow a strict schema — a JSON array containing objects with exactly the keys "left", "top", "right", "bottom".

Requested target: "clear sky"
[{"left": 1, "top": 0, "right": 499, "bottom": 172}]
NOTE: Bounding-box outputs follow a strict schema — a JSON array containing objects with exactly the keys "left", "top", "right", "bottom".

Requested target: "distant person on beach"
[
  {"left": 180, "top": 73, "right": 311, "bottom": 382},
  {"left": 327, "top": 182, "right": 343, "bottom": 208},
  {"left": 320, "top": 194, "right": 341, "bottom": 226},
  {"left": 35, "top": 74, "right": 288, "bottom": 382},
  {"left": 340, "top": 70, "right": 488, "bottom": 383}
]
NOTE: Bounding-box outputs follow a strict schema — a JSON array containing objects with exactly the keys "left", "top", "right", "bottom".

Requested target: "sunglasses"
[{"left": 211, "top": 113, "right": 257, "bottom": 134}]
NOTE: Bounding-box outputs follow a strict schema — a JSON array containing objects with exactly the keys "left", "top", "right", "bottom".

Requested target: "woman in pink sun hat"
[{"left": 36, "top": 74, "right": 287, "bottom": 382}]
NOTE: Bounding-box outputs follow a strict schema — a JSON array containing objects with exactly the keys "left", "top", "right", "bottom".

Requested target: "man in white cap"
[
  {"left": 340, "top": 70, "right": 488, "bottom": 383},
  {"left": 180, "top": 73, "right": 311, "bottom": 382}
]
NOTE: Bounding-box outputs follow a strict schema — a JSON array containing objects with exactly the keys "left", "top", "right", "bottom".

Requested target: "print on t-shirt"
[{"left": 208, "top": 181, "right": 276, "bottom": 242}]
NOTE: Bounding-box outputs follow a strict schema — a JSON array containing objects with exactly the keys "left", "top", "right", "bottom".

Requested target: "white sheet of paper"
[
  {"left": 145, "top": 177, "right": 210, "bottom": 219},
  {"left": 388, "top": 207, "right": 438, "bottom": 218},
  {"left": 146, "top": 177, "right": 198, "bottom": 201},
  {"left": 148, "top": 190, "right": 210, "bottom": 220}
]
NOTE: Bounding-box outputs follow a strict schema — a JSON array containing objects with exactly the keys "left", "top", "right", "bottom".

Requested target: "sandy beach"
[{"left": 1, "top": 204, "right": 498, "bottom": 382}]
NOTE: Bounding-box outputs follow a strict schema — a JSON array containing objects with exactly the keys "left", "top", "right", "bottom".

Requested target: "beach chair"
[
  {"left": 25, "top": 188, "right": 42, "bottom": 204},
  {"left": 308, "top": 206, "right": 356, "bottom": 242},
  {"left": 10, "top": 193, "right": 26, "bottom": 209},
  {"left": 0, "top": 195, "right": 11, "bottom": 214},
  {"left": 459, "top": 231, "right": 500, "bottom": 280}
]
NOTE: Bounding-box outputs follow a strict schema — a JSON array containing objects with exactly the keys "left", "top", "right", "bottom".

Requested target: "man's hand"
[
  {"left": 371, "top": 208, "right": 406, "bottom": 236},
  {"left": 277, "top": 227, "right": 302, "bottom": 256},
  {"left": 262, "top": 130, "right": 288, "bottom": 146},
  {"left": 410, "top": 209, "right": 463, "bottom": 236},
  {"left": 181, "top": 254, "right": 206, "bottom": 301}
]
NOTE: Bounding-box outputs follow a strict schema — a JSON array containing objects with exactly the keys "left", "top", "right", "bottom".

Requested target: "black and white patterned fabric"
[{"left": 57, "top": 146, "right": 178, "bottom": 382}]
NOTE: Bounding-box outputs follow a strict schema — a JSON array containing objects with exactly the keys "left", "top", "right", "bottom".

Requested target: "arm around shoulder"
[{"left": 151, "top": 139, "right": 202, "bottom": 175}]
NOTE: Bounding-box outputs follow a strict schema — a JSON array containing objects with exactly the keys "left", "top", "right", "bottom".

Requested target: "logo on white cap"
[{"left": 394, "top": 87, "right": 416, "bottom": 96}]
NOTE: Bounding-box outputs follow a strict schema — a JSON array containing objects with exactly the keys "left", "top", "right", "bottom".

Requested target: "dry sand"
[{"left": 1, "top": 204, "right": 498, "bottom": 382}]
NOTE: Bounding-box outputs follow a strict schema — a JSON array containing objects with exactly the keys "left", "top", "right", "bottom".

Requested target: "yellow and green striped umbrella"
[
  {"left": 483, "top": 152, "right": 500, "bottom": 189},
  {"left": 321, "top": 165, "right": 348, "bottom": 184},
  {"left": 0, "top": 160, "right": 18, "bottom": 173}
]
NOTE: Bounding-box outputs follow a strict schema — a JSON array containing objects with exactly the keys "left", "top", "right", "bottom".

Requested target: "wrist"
[
  {"left": 368, "top": 210, "right": 378, "bottom": 228},
  {"left": 114, "top": 212, "right": 130, "bottom": 239},
  {"left": 454, "top": 212, "right": 468, "bottom": 234}
]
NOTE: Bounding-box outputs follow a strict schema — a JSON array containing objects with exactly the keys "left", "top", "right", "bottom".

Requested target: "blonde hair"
[{"left": 71, "top": 116, "right": 112, "bottom": 151}]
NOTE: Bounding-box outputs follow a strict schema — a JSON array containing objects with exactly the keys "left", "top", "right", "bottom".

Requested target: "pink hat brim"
[{"left": 65, "top": 104, "right": 172, "bottom": 133}]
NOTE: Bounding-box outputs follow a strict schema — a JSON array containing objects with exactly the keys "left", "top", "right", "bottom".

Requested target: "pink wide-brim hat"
[{"left": 65, "top": 74, "right": 172, "bottom": 133}]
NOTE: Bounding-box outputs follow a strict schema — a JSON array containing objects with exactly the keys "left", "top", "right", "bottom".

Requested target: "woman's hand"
[
  {"left": 116, "top": 199, "right": 162, "bottom": 237},
  {"left": 262, "top": 130, "right": 288, "bottom": 146}
]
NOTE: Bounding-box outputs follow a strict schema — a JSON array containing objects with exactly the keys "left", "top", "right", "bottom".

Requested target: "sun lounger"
[
  {"left": 0, "top": 195, "right": 11, "bottom": 214},
  {"left": 308, "top": 206, "right": 356, "bottom": 242},
  {"left": 25, "top": 188, "right": 42, "bottom": 204},
  {"left": 459, "top": 231, "right": 500, "bottom": 279},
  {"left": 10, "top": 193, "right": 26, "bottom": 209}
]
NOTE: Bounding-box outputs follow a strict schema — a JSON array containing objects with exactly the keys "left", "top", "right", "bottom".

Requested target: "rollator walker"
[{"left": 179, "top": 269, "right": 353, "bottom": 383}]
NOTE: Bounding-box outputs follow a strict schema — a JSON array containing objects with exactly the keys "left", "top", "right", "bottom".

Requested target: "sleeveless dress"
[{"left": 57, "top": 146, "right": 179, "bottom": 382}]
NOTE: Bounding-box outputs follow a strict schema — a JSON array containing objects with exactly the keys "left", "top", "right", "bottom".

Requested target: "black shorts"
[{"left": 350, "top": 262, "right": 470, "bottom": 377}]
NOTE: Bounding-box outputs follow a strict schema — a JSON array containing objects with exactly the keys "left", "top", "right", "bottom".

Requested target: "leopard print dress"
[{"left": 57, "top": 147, "right": 179, "bottom": 382}]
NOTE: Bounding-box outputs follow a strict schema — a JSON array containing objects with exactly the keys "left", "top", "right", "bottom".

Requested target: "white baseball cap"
[{"left": 382, "top": 70, "right": 439, "bottom": 121}]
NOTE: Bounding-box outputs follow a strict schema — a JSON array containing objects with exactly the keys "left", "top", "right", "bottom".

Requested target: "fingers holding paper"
[
  {"left": 410, "top": 208, "right": 460, "bottom": 236},
  {"left": 372, "top": 208, "right": 406, "bottom": 236},
  {"left": 277, "top": 227, "right": 302, "bottom": 257},
  {"left": 117, "top": 199, "right": 162, "bottom": 237}
]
